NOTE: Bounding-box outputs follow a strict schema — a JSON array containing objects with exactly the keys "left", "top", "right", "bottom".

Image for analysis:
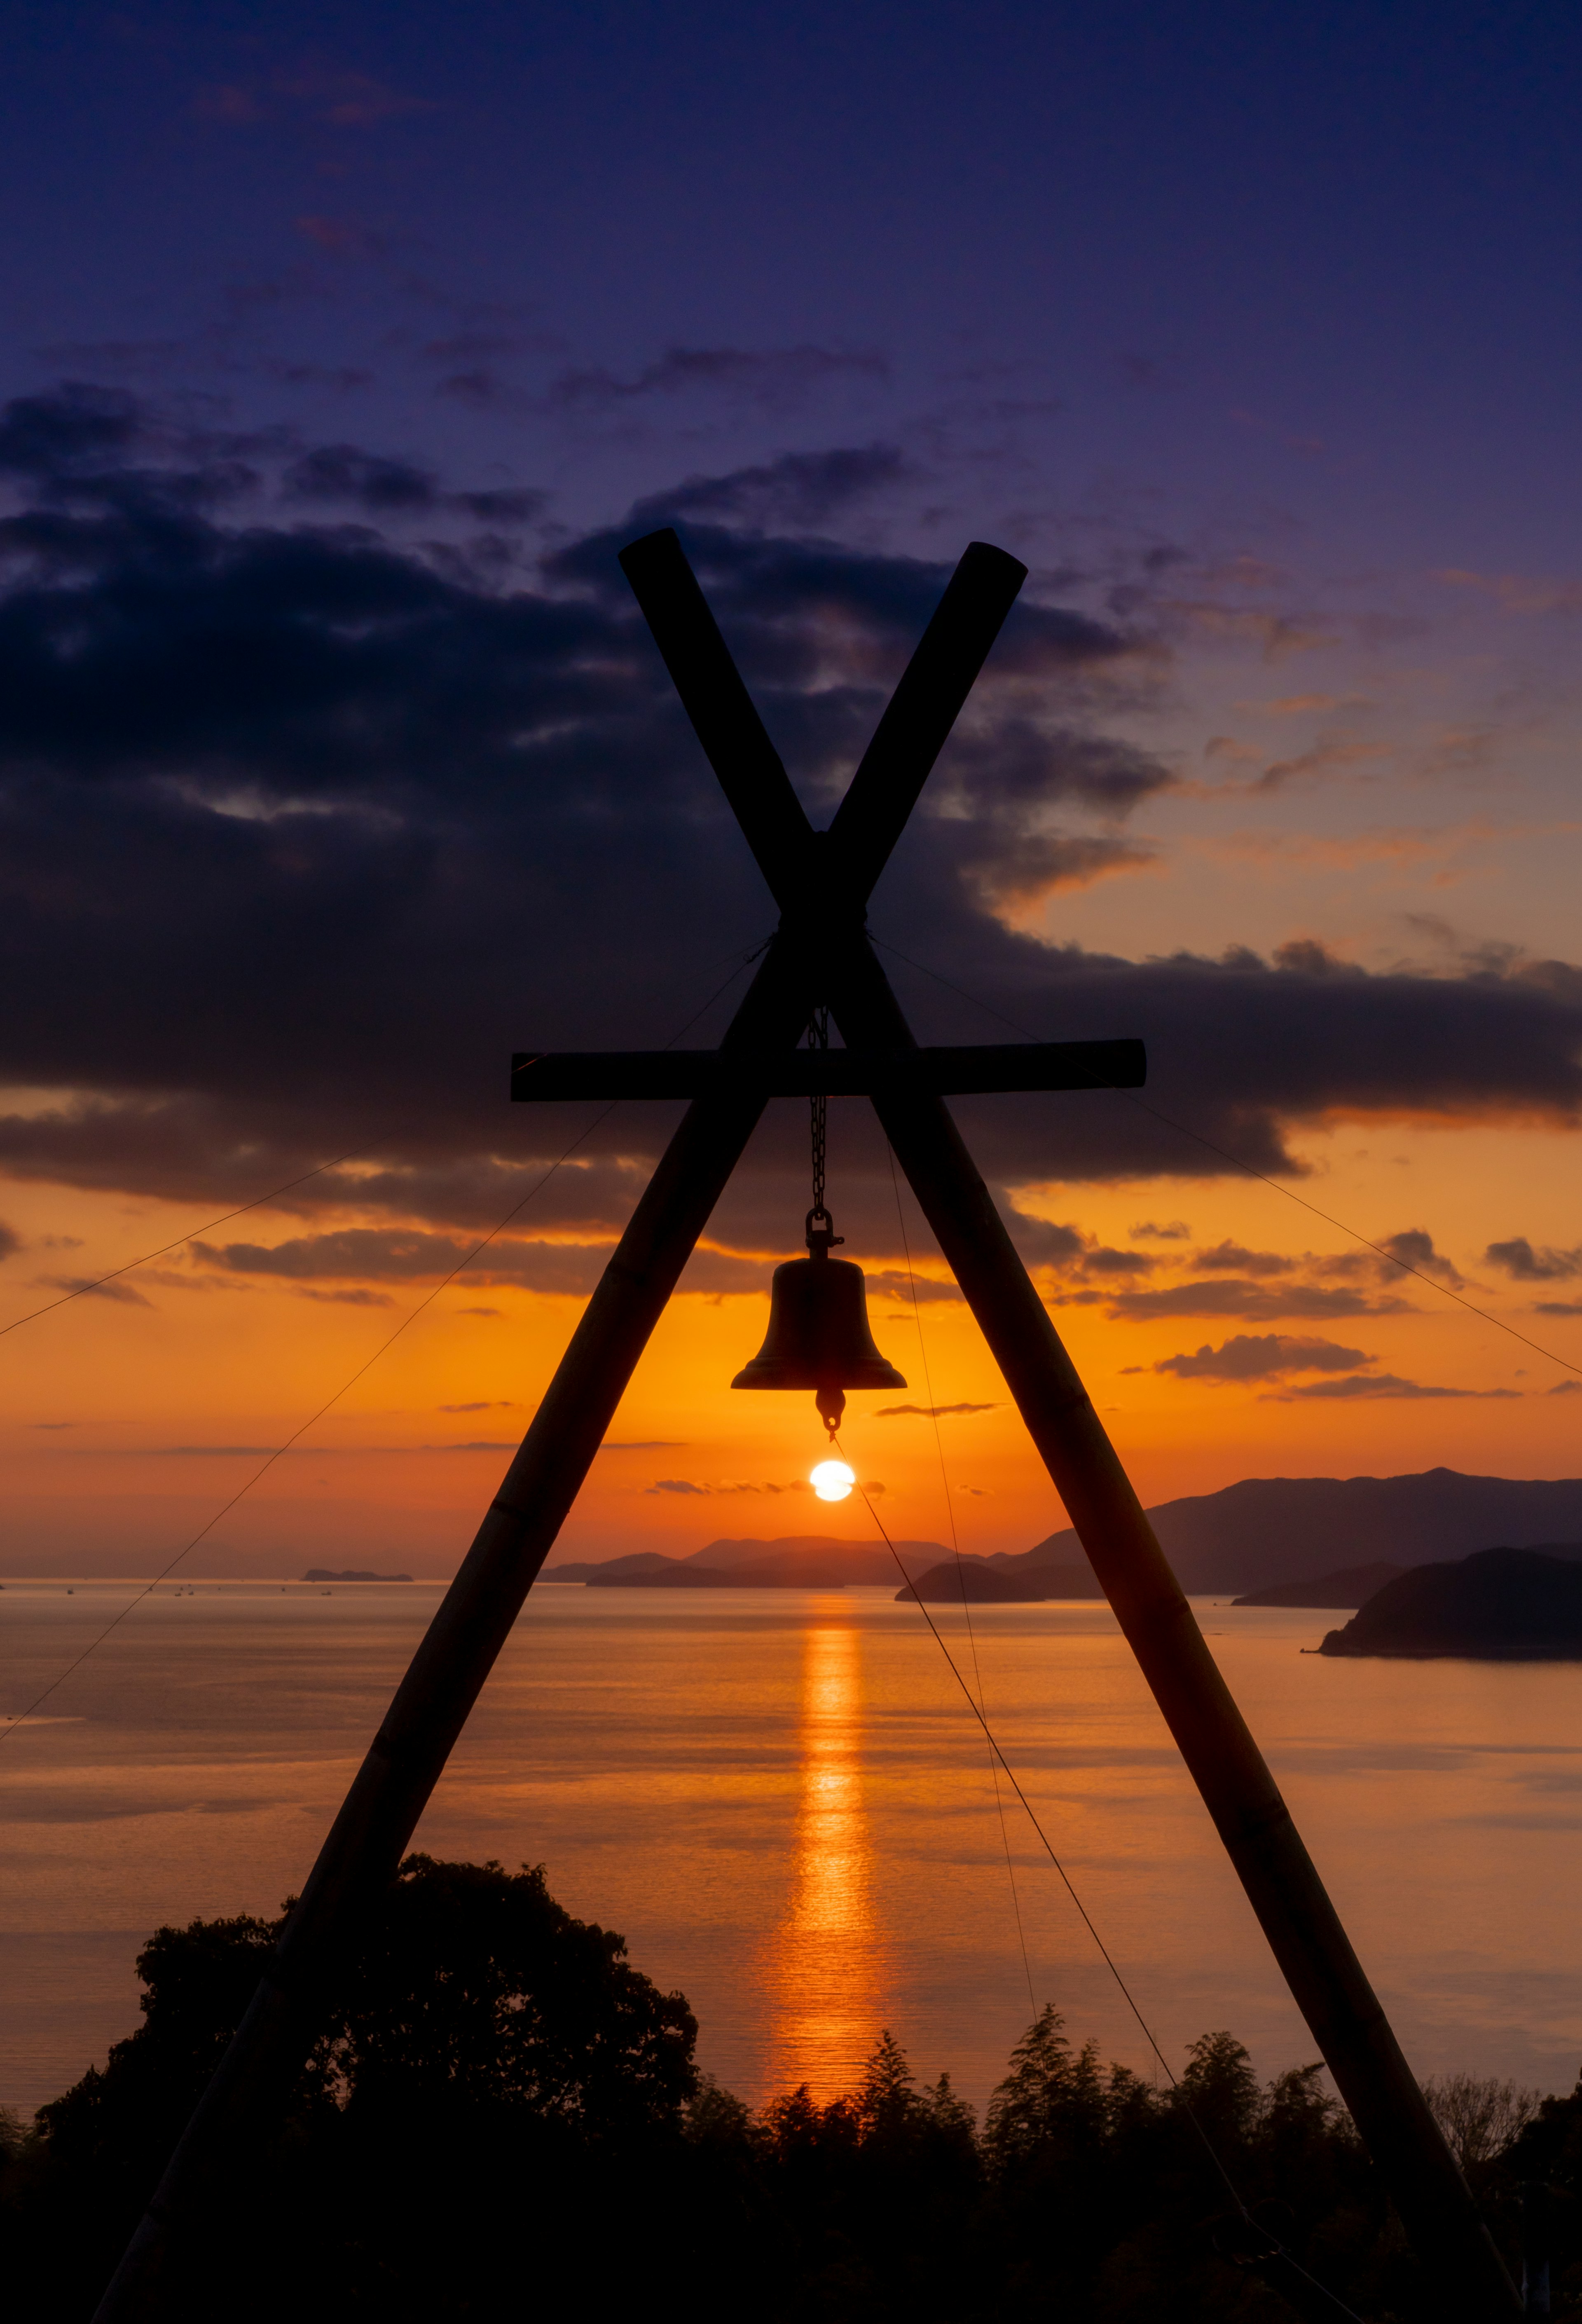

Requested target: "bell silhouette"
[{"left": 732, "top": 1207, "right": 906, "bottom": 1434}]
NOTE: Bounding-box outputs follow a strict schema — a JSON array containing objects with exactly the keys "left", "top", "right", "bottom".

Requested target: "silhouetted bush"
[{"left": 0, "top": 1860, "right": 1558, "bottom": 2322}]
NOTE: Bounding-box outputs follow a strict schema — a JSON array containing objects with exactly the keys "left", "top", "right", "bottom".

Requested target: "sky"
[{"left": 2, "top": 0, "right": 1581, "bottom": 1577}]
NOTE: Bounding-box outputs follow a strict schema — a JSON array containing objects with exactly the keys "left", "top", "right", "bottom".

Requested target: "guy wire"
[
  {"left": 0, "top": 1125, "right": 421, "bottom": 1342},
  {"left": 884, "top": 1138, "right": 1038, "bottom": 2016},
  {"left": 871, "top": 934, "right": 1582, "bottom": 1386},
  {"left": 835, "top": 1439, "right": 1373, "bottom": 2324},
  {"left": 2, "top": 937, "right": 774, "bottom": 1741},
  {"left": 832, "top": 1432, "right": 1247, "bottom": 2207}
]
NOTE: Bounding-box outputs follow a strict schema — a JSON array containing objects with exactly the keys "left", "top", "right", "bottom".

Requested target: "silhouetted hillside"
[
  {"left": 550, "top": 1536, "right": 946, "bottom": 1586},
  {"left": 1319, "top": 1548, "right": 1582, "bottom": 1659},
  {"left": 996, "top": 1470, "right": 1582, "bottom": 1594},
  {"left": 1233, "top": 1563, "right": 1404, "bottom": 1609},
  {"left": 896, "top": 1561, "right": 1102, "bottom": 1605}
]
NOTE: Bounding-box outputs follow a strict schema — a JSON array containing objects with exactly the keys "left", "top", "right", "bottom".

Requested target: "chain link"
[{"left": 808, "top": 1007, "right": 828, "bottom": 1218}]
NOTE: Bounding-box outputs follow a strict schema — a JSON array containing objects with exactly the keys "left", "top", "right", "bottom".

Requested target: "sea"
[{"left": 4, "top": 1578, "right": 1581, "bottom": 2121}]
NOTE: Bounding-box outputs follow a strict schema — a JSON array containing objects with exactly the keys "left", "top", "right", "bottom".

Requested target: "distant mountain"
[
  {"left": 1233, "top": 1563, "right": 1406, "bottom": 1609},
  {"left": 548, "top": 1535, "right": 948, "bottom": 1586},
  {"left": 896, "top": 1560, "right": 1102, "bottom": 1605},
  {"left": 543, "top": 1551, "right": 676, "bottom": 1583},
  {"left": 1319, "top": 1548, "right": 1582, "bottom": 1659},
  {"left": 302, "top": 1568, "right": 413, "bottom": 1582},
  {"left": 995, "top": 1471, "right": 1582, "bottom": 1595},
  {"left": 589, "top": 1562, "right": 849, "bottom": 1589}
]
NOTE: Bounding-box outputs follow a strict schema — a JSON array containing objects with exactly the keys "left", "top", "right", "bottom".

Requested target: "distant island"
[
  {"left": 551, "top": 1535, "right": 949, "bottom": 1588},
  {"left": 590, "top": 1562, "right": 847, "bottom": 1589},
  {"left": 896, "top": 1560, "right": 1102, "bottom": 1605},
  {"left": 1318, "top": 1548, "right": 1582, "bottom": 1659},
  {"left": 302, "top": 1569, "right": 414, "bottom": 1583},
  {"left": 1233, "top": 1562, "right": 1405, "bottom": 1609}
]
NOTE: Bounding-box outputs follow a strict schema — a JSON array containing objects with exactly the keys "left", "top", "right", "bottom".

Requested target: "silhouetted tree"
[{"left": 5, "top": 1870, "right": 1553, "bottom": 2324}]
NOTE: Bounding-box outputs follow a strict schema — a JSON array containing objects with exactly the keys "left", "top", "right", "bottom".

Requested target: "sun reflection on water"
[{"left": 763, "top": 1621, "right": 886, "bottom": 2099}]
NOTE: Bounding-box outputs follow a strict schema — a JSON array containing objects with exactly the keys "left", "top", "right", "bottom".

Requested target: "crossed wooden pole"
[{"left": 96, "top": 534, "right": 1519, "bottom": 2321}]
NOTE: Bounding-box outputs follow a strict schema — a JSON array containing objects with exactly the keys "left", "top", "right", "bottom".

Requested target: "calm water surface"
[{"left": 3, "top": 1580, "right": 1580, "bottom": 2117}]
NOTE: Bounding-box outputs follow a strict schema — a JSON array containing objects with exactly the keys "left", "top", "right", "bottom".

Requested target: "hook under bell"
[{"left": 731, "top": 1207, "right": 907, "bottom": 1434}]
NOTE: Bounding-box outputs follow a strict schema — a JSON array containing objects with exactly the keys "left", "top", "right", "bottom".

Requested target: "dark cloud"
[
  {"left": 280, "top": 444, "right": 545, "bottom": 525},
  {"left": 632, "top": 445, "right": 915, "bottom": 532},
  {"left": 864, "top": 1271, "right": 965, "bottom": 1305},
  {"left": 873, "top": 1401, "right": 999, "bottom": 1417},
  {"left": 1277, "top": 1374, "right": 1520, "bottom": 1401},
  {"left": 192, "top": 1227, "right": 770, "bottom": 1299},
  {"left": 0, "top": 1218, "right": 17, "bottom": 1260},
  {"left": 1376, "top": 1227, "right": 1465, "bottom": 1288},
  {"left": 1, "top": 384, "right": 1581, "bottom": 1280},
  {"left": 282, "top": 445, "right": 439, "bottom": 512},
  {"left": 547, "top": 345, "right": 889, "bottom": 410},
  {"left": 1002, "top": 1209, "right": 1152, "bottom": 1277},
  {"left": 1485, "top": 1236, "right": 1582, "bottom": 1282},
  {"left": 1191, "top": 1239, "right": 1292, "bottom": 1277},
  {"left": 1154, "top": 1333, "right": 1371, "bottom": 1382},
  {"left": 34, "top": 1273, "right": 150, "bottom": 1305},
  {"left": 1091, "top": 1280, "right": 1409, "bottom": 1322},
  {"left": 1129, "top": 1218, "right": 1190, "bottom": 1239}
]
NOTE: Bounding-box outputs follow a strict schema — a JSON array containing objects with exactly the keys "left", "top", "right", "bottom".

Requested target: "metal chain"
[{"left": 809, "top": 1007, "right": 828, "bottom": 1217}]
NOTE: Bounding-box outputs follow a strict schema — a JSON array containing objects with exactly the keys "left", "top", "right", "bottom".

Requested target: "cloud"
[
  {"left": 1376, "top": 1228, "right": 1465, "bottom": 1289},
  {"left": 1191, "top": 1239, "right": 1292, "bottom": 1277},
  {"left": 863, "top": 1271, "right": 965, "bottom": 1305},
  {"left": 1485, "top": 1236, "right": 1582, "bottom": 1282},
  {"left": 873, "top": 1401, "right": 1000, "bottom": 1417},
  {"left": 1536, "top": 1302, "right": 1582, "bottom": 1317},
  {"left": 439, "top": 1400, "right": 520, "bottom": 1413},
  {"left": 281, "top": 445, "right": 545, "bottom": 525},
  {"left": 283, "top": 446, "right": 439, "bottom": 513},
  {"left": 295, "top": 1286, "right": 395, "bottom": 1306},
  {"left": 632, "top": 445, "right": 915, "bottom": 532},
  {"left": 0, "top": 382, "right": 1581, "bottom": 1290},
  {"left": 547, "top": 345, "right": 889, "bottom": 411},
  {"left": 1130, "top": 1219, "right": 1190, "bottom": 1240},
  {"left": 0, "top": 1218, "right": 17, "bottom": 1260},
  {"left": 1547, "top": 1380, "right": 1582, "bottom": 1396},
  {"left": 1004, "top": 1209, "right": 1153, "bottom": 1277},
  {"left": 197, "top": 71, "right": 435, "bottom": 131},
  {"left": 1155, "top": 1333, "right": 1370, "bottom": 1382},
  {"left": 641, "top": 1477, "right": 827, "bottom": 1496},
  {"left": 33, "top": 1273, "right": 150, "bottom": 1305},
  {"left": 1094, "top": 1280, "right": 1407, "bottom": 1322},
  {"left": 1277, "top": 1374, "right": 1519, "bottom": 1401},
  {"left": 190, "top": 1227, "right": 770, "bottom": 1300}
]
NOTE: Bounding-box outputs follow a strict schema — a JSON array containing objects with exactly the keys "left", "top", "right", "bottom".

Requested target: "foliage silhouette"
[{"left": 0, "top": 1860, "right": 1561, "bottom": 2322}]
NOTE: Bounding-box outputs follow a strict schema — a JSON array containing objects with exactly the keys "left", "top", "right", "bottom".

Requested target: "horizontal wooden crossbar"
[{"left": 510, "top": 1039, "right": 1145, "bottom": 1101}]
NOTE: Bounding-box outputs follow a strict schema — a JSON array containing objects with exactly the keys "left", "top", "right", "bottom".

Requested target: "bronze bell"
[{"left": 732, "top": 1207, "right": 906, "bottom": 1434}]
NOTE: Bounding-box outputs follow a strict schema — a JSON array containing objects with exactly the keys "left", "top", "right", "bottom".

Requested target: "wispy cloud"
[
  {"left": 1485, "top": 1236, "right": 1582, "bottom": 1283},
  {"left": 873, "top": 1401, "right": 1000, "bottom": 1418},
  {"left": 1155, "top": 1333, "right": 1369, "bottom": 1383}
]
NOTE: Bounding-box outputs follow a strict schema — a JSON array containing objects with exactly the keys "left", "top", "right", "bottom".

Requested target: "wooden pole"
[
  {"left": 831, "top": 936, "right": 1521, "bottom": 2324},
  {"left": 90, "top": 942, "right": 814, "bottom": 2323}
]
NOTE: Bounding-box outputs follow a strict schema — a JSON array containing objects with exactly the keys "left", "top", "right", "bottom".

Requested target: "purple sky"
[{"left": 2, "top": 0, "right": 1581, "bottom": 1522}]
